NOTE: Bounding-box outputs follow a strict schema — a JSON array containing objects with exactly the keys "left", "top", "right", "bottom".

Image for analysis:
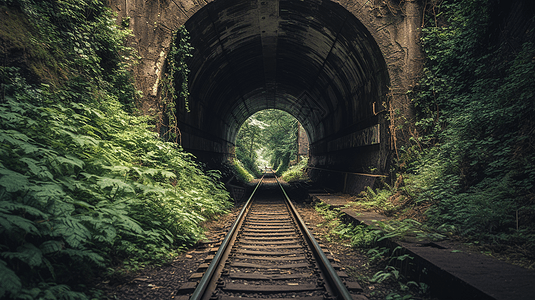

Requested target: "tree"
[{"left": 235, "top": 109, "right": 299, "bottom": 176}]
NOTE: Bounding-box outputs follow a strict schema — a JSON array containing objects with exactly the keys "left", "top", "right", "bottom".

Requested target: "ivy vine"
[{"left": 160, "top": 25, "right": 193, "bottom": 144}]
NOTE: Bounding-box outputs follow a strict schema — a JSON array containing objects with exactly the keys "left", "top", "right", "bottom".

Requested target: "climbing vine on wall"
[{"left": 160, "top": 26, "right": 193, "bottom": 144}]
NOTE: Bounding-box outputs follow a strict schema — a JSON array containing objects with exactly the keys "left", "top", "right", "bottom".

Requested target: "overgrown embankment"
[
  {"left": 0, "top": 1, "right": 231, "bottom": 299},
  {"left": 372, "top": 0, "right": 535, "bottom": 263}
]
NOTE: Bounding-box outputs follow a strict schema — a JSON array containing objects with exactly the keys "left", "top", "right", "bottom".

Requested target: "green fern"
[
  {"left": 0, "top": 259, "right": 22, "bottom": 298},
  {"left": 0, "top": 2, "right": 231, "bottom": 298}
]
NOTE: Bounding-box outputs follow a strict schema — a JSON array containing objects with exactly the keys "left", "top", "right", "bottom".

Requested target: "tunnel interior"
[{"left": 179, "top": 0, "right": 391, "bottom": 193}]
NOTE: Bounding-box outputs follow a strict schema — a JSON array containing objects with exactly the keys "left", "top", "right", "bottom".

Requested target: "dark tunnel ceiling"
[{"left": 184, "top": 0, "right": 389, "bottom": 144}]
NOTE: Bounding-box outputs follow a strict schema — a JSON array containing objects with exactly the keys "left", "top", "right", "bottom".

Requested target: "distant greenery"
[
  {"left": 235, "top": 116, "right": 265, "bottom": 178},
  {"left": 381, "top": 0, "right": 535, "bottom": 258},
  {"left": 235, "top": 109, "right": 299, "bottom": 176},
  {"left": 281, "top": 156, "right": 309, "bottom": 182},
  {"left": 232, "top": 159, "right": 255, "bottom": 183},
  {"left": 0, "top": 0, "right": 230, "bottom": 299}
]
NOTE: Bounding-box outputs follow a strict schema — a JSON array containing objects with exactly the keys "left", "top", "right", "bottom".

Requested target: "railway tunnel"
[
  {"left": 112, "top": 0, "right": 422, "bottom": 194},
  {"left": 178, "top": 0, "right": 391, "bottom": 192}
]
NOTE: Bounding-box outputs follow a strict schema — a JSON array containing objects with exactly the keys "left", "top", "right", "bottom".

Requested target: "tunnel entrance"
[
  {"left": 178, "top": 0, "right": 391, "bottom": 194},
  {"left": 234, "top": 109, "right": 308, "bottom": 177}
]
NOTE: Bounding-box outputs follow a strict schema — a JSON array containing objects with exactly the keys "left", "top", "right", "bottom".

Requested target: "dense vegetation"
[
  {"left": 0, "top": 1, "right": 230, "bottom": 299},
  {"left": 235, "top": 109, "right": 300, "bottom": 177},
  {"left": 371, "top": 0, "right": 535, "bottom": 261},
  {"left": 281, "top": 157, "right": 309, "bottom": 183}
]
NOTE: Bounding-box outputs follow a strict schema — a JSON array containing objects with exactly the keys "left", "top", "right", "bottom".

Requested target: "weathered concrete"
[
  {"left": 110, "top": 0, "right": 423, "bottom": 193},
  {"left": 311, "top": 193, "right": 535, "bottom": 300}
]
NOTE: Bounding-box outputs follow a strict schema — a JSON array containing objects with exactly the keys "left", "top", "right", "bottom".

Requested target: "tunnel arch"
[
  {"left": 179, "top": 0, "right": 390, "bottom": 185},
  {"left": 182, "top": 0, "right": 389, "bottom": 146},
  {"left": 110, "top": 0, "right": 423, "bottom": 193}
]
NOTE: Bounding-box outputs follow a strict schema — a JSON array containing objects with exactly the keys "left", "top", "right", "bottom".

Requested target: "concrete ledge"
[{"left": 310, "top": 194, "right": 535, "bottom": 300}]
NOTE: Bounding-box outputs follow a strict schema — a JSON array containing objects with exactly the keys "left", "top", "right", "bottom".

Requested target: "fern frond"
[
  {"left": 0, "top": 201, "right": 48, "bottom": 219},
  {"left": 0, "top": 168, "right": 29, "bottom": 193},
  {"left": 0, "top": 212, "right": 39, "bottom": 235},
  {"left": 39, "top": 240, "right": 63, "bottom": 255},
  {"left": 0, "top": 130, "right": 39, "bottom": 154},
  {"left": 0, "top": 259, "right": 22, "bottom": 298},
  {"left": 50, "top": 219, "right": 91, "bottom": 249},
  {"left": 2, "top": 243, "right": 43, "bottom": 268},
  {"left": 61, "top": 249, "right": 105, "bottom": 267},
  {"left": 20, "top": 157, "right": 54, "bottom": 180}
]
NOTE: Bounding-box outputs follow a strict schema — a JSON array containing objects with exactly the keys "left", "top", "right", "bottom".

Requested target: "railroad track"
[{"left": 178, "top": 173, "right": 365, "bottom": 300}]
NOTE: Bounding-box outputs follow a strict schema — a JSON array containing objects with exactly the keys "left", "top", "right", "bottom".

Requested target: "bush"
[
  {"left": 240, "top": 156, "right": 262, "bottom": 178},
  {"left": 403, "top": 0, "right": 535, "bottom": 248},
  {"left": 0, "top": 1, "right": 231, "bottom": 298},
  {"left": 281, "top": 156, "right": 309, "bottom": 182},
  {"left": 232, "top": 159, "right": 254, "bottom": 183}
]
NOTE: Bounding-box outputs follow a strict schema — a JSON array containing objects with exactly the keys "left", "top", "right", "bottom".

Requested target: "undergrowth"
[
  {"left": 411, "top": 0, "right": 535, "bottom": 258},
  {"left": 363, "top": 0, "right": 535, "bottom": 263},
  {"left": 280, "top": 156, "right": 309, "bottom": 182},
  {"left": 232, "top": 159, "right": 254, "bottom": 183},
  {"left": 0, "top": 1, "right": 231, "bottom": 299},
  {"left": 314, "top": 202, "right": 430, "bottom": 300}
]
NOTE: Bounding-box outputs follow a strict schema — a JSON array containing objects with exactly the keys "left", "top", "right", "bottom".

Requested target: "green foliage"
[
  {"left": 281, "top": 156, "right": 309, "bottom": 182},
  {"left": 0, "top": 1, "right": 230, "bottom": 298},
  {"left": 235, "top": 116, "right": 265, "bottom": 178},
  {"left": 0, "top": 69, "right": 230, "bottom": 299},
  {"left": 356, "top": 184, "right": 397, "bottom": 214},
  {"left": 315, "top": 203, "right": 429, "bottom": 298},
  {"left": 399, "top": 0, "right": 535, "bottom": 251},
  {"left": 334, "top": 223, "right": 382, "bottom": 249},
  {"left": 235, "top": 109, "right": 299, "bottom": 176},
  {"left": 231, "top": 159, "right": 254, "bottom": 183},
  {"left": 160, "top": 26, "right": 193, "bottom": 142},
  {"left": 0, "top": 0, "right": 139, "bottom": 109}
]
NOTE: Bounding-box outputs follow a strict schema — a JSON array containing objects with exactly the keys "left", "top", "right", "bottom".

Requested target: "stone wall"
[
  {"left": 110, "top": 0, "right": 422, "bottom": 121},
  {"left": 108, "top": 0, "right": 423, "bottom": 192}
]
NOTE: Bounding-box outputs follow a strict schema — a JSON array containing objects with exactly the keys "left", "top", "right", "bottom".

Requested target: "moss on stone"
[{"left": 0, "top": 6, "right": 66, "bottom": 85}]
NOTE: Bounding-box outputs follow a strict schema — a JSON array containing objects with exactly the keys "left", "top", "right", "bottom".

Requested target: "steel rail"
[
  {"left": 189, "top": 174, "right": 265, "bottom": 300},
  {"left": 274, "top": 176, "right": 354, "bottom": 300}
]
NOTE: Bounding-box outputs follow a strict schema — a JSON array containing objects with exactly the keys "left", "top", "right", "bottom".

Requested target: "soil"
[{"left": 92, "top": 200, "right": 435, "bottom": 300}]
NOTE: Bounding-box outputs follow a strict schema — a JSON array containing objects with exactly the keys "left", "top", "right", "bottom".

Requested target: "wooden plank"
[
  {"left": 189, "top": 272, "right": 204, "bottom": 280},
  {"left": 229, "top": 272, "right": 311, "bottom": 280},
  {"left": 238, "top": 244, "right": 302, "bottom": 250},
  {"left": 238, "top": 239, "right": 300, "bottom": 245},
  {"left": 345, "top": 281, "right": 363, "bottom": 291},
  {"left": 223, "top": 283, "right": 319, "bottom": 292},
  {"left": 196, "top": 263, "right": 210, "bottom": 271},
  {"left": 241, "top": 232, "right": 298, "bottom": 237},
  {"left": 230, "top": 262, "right": 310, "bottom": 269},
  {"left": 243, "top": 228, "right": 295, "bottom": 233},
  {"left": 220, "top": 296, "right": 324, "bottom": 300},
  {"left": 233, "top": 255, "right": 307, "bottom": 261},
  {"left": 245, "top": 223, "right": 292, "bottom": 226},
  {"left": 177, "top": 281, "right": 197, "bottom": 293},
  {"left": 245, "top": 224, "right": 293, "bottom": 227},
  {"left": 240, "top": 236, "right": 298, "bottom": 240},
  {"left": 247, "top": 219, "right": 291, "bottom": 222},
  {"left": 245, "top": 224, "right": 293, "bottom": 228},
  {"left": 337, "top": 270, "right": 348, "bottom": 278},
  {"left": 235, "top": 249, "right": 302, "bottom": 255}
]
